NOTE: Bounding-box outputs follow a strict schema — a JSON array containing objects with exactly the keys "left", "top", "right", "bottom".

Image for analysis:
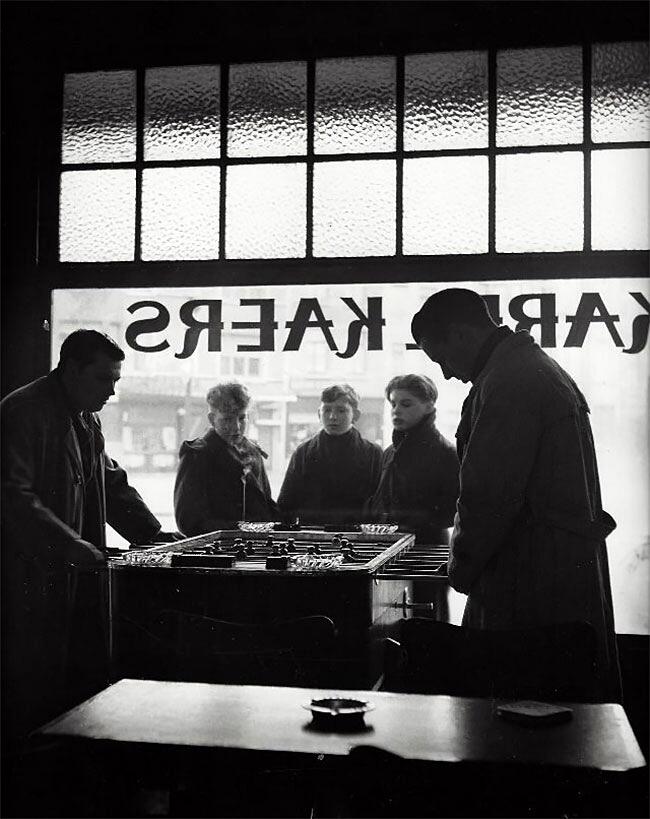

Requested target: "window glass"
[
  {"left": 51, "top": 278, "right": 650, "bottom": 635},
  {"left": 497, "top": 47, "right": 583, "bottom": 146},
  {"left": 496, "top": 152, "right": 583, "bottom": 252},
  {"left": 228, "top": 61, "right": 306, "bottom": 157},
  {"left": 144, "top": 65, "right": 221, "bottom": 160},
  {"left": 226, "top": 163, "right": 306, "bottom": 258},
  {"left": 59, "top": 170, "right": 135, "bottom": 261},
  {"left": 315, "top": 56, "right": 396, "bottom": 154},
  {"left": 313, "top": 160, "right": 396, "bottom": 256},
  {"left": 141, "top": 167, "right": 220, "bottom": 260},
  {"left": 592, "top": 148, "right": 649, "bottom": 250},
  {"left": 403, "top": 156, "right": 488, "bottom": 254},
  {"left": 592, "top": 41, "right": 650, "bottom": 143},
  {"left": 62, "top": 71, "right": 136, "bottom": 163},
  {"left": 404, "top": 51, "right": 488, "bottom": 150}
]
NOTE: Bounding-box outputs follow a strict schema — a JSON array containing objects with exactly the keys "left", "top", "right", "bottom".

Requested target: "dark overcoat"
[
  {"left": 1, "top": 371, "right": 161, "bottom": 739},
  {"left": 366, "top": 414, "right": 460, "bottom": 544},
  {"left": 277, "top": 427, "right": 382, "bottom": 526},
  {"left": 174, "top": 427, "right": 278, "bottom": 536},
  {"left": 449, "top": 330, "right": 622, "bottom": 701}
]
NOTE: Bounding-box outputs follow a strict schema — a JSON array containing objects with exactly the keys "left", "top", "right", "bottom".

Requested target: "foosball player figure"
[
  {"left": 245, "top": 539, "right": 255, "bottom": 555},
  {"left": 266, "top": 541, "right": 289, "bottom": 570},
  {"left": 286, "top": 538, "right": 296, "bottom": 553}
]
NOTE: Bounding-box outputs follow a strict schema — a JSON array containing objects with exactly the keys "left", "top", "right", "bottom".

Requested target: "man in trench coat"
[
  {"left": 411, "top": 288, "right": 622, "bottom": 702},
  {"left": 1, "top": 329, "right": 178, "bottom": 748}
]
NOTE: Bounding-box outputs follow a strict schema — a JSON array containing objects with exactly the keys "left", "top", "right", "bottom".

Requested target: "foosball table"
[{"left": 108, "top": 525, "right": 450, "bottom": 688}]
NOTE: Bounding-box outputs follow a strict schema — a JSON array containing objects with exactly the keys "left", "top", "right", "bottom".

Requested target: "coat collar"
[
  {"left": 391, "top": 412, "right": 437, "bottom": 450},
  {"left": 203, "top": 427, "right": 267, "bottom": 459},
  {"left": 473, "top": 329, "right": 535, "bottom": 387}
]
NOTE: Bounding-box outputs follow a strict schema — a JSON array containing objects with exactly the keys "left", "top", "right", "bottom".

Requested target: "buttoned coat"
[{"left": 449, "top": 330, "right": 621, "bottom": 700}]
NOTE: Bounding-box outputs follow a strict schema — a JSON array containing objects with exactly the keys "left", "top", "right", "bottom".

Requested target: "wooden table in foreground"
[{"left": 39, "top": 678, "right": 646, "bottom": 773}]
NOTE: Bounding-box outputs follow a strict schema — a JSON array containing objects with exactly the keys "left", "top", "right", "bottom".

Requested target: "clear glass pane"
[
  {"left": 404, "top": 51, "right": 488, "bottom": 150},
  {"left": 228, "top": 61, "right": 306, "bottom": 157},
  {"left": 145, "top": 65, "right": 220, "bottom": 161},
  {"left": 403, "top": 156, "right": 488, "bottom": 254},
  {"left": 59, "top": 170, "right": 135, "bottom": 261},
  {"left": 497, "top": 47, "right": 583, "bottom": 147},
  {"left": 496, "top": 152, "right": 583, "bottom": 252},
  {"left": 226, "top": 164, "right": 306, "bottom": 258},
  {"left": 592, "top": 149, "right": 649, "bottom": 249},
  {"left": 313, "top": 160, "right": 395, "bottom": 256},
  {"left": 592, "top": 42, "right": 650, "bottom": 143},
  {"left": 142, "top": 167, "right": 220, "bottom": 260},
  {"left": 62, "top": 71, "right": 136, "bottom": 163},
  {"left": 315, "top": 57, "right": 396, "bottom": 154}
]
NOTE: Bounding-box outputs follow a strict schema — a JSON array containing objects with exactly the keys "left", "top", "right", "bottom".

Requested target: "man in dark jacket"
[
  {"left": 278, "top": 384, "right": 382, "bottom": 527},
  {"left": 174, "top": 382, "right": 278, "bottom": 535},
  {"left": 1, "top": 330, "right": 176, "bottom": 746},
  {"left": 411, "top": 288, "right": 622, "bottom": 701}
]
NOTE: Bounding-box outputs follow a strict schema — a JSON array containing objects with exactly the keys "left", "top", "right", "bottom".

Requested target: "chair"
[
  {"left": 144, "top": 609, "right": 338, "bottom": 687},
  {"left": 382, "top": 618, "right": 601, "bottom": 702}
]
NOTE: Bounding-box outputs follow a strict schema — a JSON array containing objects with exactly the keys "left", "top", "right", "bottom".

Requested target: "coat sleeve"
[
  {"left": 448, "top": 389, "right": 540, "bottom": 594},
  {"left": 0, "top": 401, "right": 86, "bottom": 554},
  {"left": 428, "top": 443, "right": 460, "bottom": 530},
  {"left": 103, "top": 452, "right": 161, "bottom": 543},
  {"left": 173, "top": 447, "right": 230, "bottom": 536},
  {"left": 277, "top": 448, "right": 304, "bottom": 521},
  {"left": 257, "top": 459, "right": 280, "bottom": 518},
  {"left": 367, "top": 443, "right": 383, "bottom": 498}
]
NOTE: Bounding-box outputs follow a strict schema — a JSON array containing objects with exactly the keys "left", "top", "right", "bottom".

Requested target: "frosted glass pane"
[
  {"left": 496, "top": 152, "right": 583, "bottom": 252},
  {"left": 226, "top": 164, "right": 306, "bottom": 258},
  {"left": 313, "top": 160, "right": 395, "bottom": 257},
  {"left": 592, "top": 149, "right": 649, "bottom": 250},
  {"left": 142, "top": 167, "right": 220, "bottom": 260},
  {"left": 60, "top": 170, "right": 135, "bottom": 261},
  {"left": 145, "top": 66, "right": 220, "bottom": 161},
  {"left": 315, "top": 57, "right": 395, "bottom": 154},
  {"left": 62, "top": 72, "right": 136, "bottom": 163},
  {"left": 228, "top": 61, "right": 306, "bottom": 157},
  {"left": 497, "top": 47, "right": 583, "bottom": 147},
  {"left": 403, "top": 156, "right": 488, "bottom": 254},
  {"left": 592, "top": 42, "right": 650, "bottom": 143},
  {"left": 404, "top": 51, "right": 488, "bottom": 150}
]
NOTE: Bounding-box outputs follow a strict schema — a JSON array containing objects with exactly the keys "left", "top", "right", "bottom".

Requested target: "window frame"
[{"left": 48, "top": 44, "right": 649, "bottom": 281}]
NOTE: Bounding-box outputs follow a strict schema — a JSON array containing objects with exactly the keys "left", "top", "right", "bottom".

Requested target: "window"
[
  {"left": 50, "top": 39, "right": 649, "bottom": 636},
  {"left": 58, "top": 43, "right": 649, "bottom": 263}
]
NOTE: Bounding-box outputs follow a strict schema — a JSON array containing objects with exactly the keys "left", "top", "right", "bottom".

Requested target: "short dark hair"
[
  {"left": 320, "top": 383, "right": 361, "bottom": 417},
  {"left": 411, "top": 288, "right": 495, "bottom": 345},
  {"left": 58, "top": 329, "right": 125, "bottom": 369},
  {"left": 207, "top": 382, "right": 250, "bottom": 413},
  {"left": 385, "top": 374, "right": 438, "bottom": 405}
]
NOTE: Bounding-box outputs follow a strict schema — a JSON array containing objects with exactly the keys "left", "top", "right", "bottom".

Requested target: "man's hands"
[
  {"left": 63, "top": 539, "right": 106, "bottom": 569},
  {"left": 133, "top": 530, "right": 185, "bottom": 546}
]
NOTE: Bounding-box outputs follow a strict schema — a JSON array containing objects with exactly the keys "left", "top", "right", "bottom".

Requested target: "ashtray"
[
  {"left": 360, "top": 523, "right": 398, "bottom": 535},
  {"left": 237, "top": 521, "right": 278, "bottom": 533},
  {"left": 303, "top": 697, "right": 374, "bottom": 730}
]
